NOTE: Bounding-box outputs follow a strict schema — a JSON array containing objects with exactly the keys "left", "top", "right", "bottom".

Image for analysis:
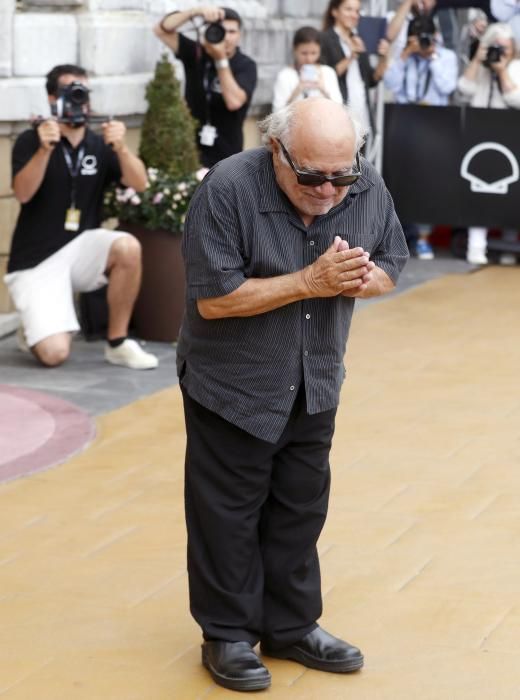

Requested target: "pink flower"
[
  {"left": 122, "top": 187, "right": 136, "bottom": 202},
  {"left": 130, "top": 195, "right": 141, "bottom": 205},
  {"left": 153, "top": 192, "right": 164, "bottom": 204}
]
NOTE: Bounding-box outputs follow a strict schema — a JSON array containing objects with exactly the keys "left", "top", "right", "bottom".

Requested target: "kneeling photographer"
[
  {"left": 154, "top": 6, "right": 257, "bottom": 167},
  {"left": 4, "top": 63, "right": 158, "bottom": 370},
  {"left": 458, "top": 22, "right": 520, "bottom": 265}
]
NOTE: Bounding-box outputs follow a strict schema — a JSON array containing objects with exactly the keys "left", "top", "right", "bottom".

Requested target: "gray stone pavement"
[{"left": 0, "top": 253, "right": 475, "bottom": 416}]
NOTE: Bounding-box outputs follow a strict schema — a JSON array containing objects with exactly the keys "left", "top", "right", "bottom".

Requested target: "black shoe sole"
[
  {"left": 261, "top": 646, "right": 364, "bottom": 674},
  {"left": 202, "top": 655, "right": 271, "bottom": 692}
]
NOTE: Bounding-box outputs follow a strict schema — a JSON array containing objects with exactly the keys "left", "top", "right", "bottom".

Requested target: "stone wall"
[{"left": 0, "top": 0, "right": 333, "bottom": 311}]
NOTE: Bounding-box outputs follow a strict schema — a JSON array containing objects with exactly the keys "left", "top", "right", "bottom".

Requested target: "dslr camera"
[
  {"left": 204, "top": 21, "right": 226, "bottom": 44},
  {"left": 408, "top": 15, "right": 436, "bottom": 51},
  {"left": 51, "top": 81, "right": 90, "bottom": 126},
  {"left": 483, "top": 44, "right": 505, "bottom": 67},
  {"left": 418, "top": 32, "right": 434, "bottom": 49}
]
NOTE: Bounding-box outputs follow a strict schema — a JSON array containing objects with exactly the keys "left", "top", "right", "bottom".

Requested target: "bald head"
[
  {"left": 258, "top": 98, "right": 366, "bottom": 154},
  {"left": 290, "top": 98, "right": 356, "bottom": 151}
]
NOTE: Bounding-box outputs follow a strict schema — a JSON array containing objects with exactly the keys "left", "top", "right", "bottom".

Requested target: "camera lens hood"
[{"left": 205, "top": 22, "right": 226, "bottom": 44}]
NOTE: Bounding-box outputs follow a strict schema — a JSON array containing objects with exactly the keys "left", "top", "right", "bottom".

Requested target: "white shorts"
[{"left": 4, "top": 228, "right": 129, "bottom": 347}]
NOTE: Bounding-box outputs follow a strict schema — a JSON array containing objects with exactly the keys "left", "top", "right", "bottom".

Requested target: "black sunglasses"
[{"left": 277, "top": 139, "right": 361, "bottom": 187}]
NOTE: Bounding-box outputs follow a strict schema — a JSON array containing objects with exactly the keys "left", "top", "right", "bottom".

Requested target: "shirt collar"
[{"left": 258, "top": 150, "right": 375, "bottom": 215}]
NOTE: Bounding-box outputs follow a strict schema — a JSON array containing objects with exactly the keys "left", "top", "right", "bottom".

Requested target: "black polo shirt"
[
  {"left": 177, "top": 34, "right": 257, "bottom": 167},
  {"left": 177, "top": 148, "right": 409, "bottom": 443},
  {"left": 8, "top": 128, "right": 121, "bottom": 273}
]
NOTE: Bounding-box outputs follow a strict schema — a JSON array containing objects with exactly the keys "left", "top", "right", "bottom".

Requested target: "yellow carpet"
[{"left": 1, "top": 267, "right": 519, "bottom": 699}]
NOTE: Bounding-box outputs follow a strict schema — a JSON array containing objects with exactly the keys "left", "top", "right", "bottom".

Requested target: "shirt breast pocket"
[{"left": 341, "top": 225, "right": 376, "bottom": 253}]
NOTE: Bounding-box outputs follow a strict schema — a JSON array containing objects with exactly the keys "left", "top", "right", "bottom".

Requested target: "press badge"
[
  {"left": 65, "top": 207, "right": 81, "bottom": 232},
  {"left": 199, "top": 124, "right": 217, "bottom": 146}
]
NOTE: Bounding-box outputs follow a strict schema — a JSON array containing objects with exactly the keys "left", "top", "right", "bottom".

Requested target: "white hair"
[
  {"left": 480, "top": 21, "right": 515, "bottom": 49},
  {"left": 257, "top": 101, "right": 367, "bottom": 153}
]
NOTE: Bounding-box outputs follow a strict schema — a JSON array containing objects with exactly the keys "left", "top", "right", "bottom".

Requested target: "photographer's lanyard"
[
  {"left": 202, "top": 60, "right": 215, "bottom": 125},
  {"left": 404, "top": 58, "right": 432, "bottom": 104},
  {"left": 61, "top": 142, "right": 85, "bottom": 232},
  {"left": 198, "top": 60, "right": 218, "bottom": 147}
]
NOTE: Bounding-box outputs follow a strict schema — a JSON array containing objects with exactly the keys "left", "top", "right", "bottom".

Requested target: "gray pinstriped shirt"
[{"left": 177, "top": 148, "right": 408, "bottom": 443}]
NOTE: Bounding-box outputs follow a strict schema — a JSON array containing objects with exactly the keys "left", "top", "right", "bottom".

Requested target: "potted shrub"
[{"left": 104, "top": 53, "right": 204, "bottom": 342}]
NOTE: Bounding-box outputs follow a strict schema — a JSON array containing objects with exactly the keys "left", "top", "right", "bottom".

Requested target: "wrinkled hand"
[
  {"left": 37, "top": 118, "right": 60, "bottom": 151},
  {"left": 335, "top": 237, "right": 376, "bottom": 297},
  {"left": 303, "top": 236, "right": 372, "bottom": 297},
  {"left": 102, "top": 120, "right": 126, "bottom": 152}
]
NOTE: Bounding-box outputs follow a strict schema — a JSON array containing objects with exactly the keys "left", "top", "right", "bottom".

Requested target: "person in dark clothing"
[
  {"left": 153, "top": 5, "right": 257, "bottom": 167},
  {"left": 4, "top": 64, "right": 158, "bottom": 370},
  {"left": 320, "top": 0, "right": 389, "bottom": 136},
  {"left": 176, "top": 97, "right": 409, "bottom": 692}
]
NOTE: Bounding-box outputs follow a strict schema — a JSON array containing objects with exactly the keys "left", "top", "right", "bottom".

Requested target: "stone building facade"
[{"left": 0, "top": 0, "right": 332, "bottom": 312}]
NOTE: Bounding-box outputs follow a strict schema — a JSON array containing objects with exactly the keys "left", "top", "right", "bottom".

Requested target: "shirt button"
[
  {"left": 309, "top": 240, "right": 315, "bottom": 246},
  {"left": 304, "top": 351, "right": 309, "bottom": 356},
  {"left": 305, "top": 313, "right": 311, "bottom": 319},
  {"left": 289, "top": 385, "right": 295, "bottom": 391}
]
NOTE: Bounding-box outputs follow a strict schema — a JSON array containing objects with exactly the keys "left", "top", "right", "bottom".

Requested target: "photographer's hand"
[
  {"left": 102, "top": 119, "right": 126, "bottom": 152},
  {"left": 102, "top": 120, "right": 148, "bottom": 192},
  {"left": 203, "top": 39, "right": 227, "bottom": 61},
  {"left": 401, "top": 36, "right": 420, "bottom": 60},
  {"left": 37, "top": 118, "right": 60, "bottom": 151},
  {"left": 197, "top": 5, "right": 225, "bottom": 23},
  {"left": 13, "top": 118, "right": 60, "bottom": 204},
  {"left": 154, "top": 6, "right": 224, "bottom": 53}
]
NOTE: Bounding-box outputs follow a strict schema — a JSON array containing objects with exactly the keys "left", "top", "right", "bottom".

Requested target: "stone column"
[{"left": 0, "top": 0, "right": 15, "bottom": 78}]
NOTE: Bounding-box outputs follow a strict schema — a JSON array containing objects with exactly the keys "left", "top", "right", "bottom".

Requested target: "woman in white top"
[
  {"left": 458, "top": 22, "right": 520, "bottom": 265},
  {"left": 272, "top": 26, "right": 343, "bottom": 112}
]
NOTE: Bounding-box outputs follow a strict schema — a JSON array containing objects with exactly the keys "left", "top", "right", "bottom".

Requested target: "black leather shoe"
[
  {"left": 202, "top": 640, "right": 271, "bottom": 691},
  {"left": 260, "top": 626, "right": 364, "bottom": 673}
]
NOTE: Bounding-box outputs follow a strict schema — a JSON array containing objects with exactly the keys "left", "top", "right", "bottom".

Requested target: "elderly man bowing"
[{"left": 177, "top": 98, "right": 409, "bottom": 692}]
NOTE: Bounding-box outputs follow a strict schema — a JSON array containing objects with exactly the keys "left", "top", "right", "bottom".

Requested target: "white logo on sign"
[
  {"left": 81, "top": 154, "right": 98, "bottom": 176},
  {"left": 460, "top": 142, "right": 519, "bottom": 195}
]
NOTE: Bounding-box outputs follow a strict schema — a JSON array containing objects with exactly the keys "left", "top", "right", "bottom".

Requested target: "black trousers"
[{"left": 181, "top": 385, "right": 336, "bottom": 648}]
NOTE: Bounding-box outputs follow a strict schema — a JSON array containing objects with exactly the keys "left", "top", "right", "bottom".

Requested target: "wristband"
[
  {"left": 215, "top": 58, "right": 230, "bottom": 70},
  {"left": 160, "top": 10, "right": 180, "bottom": 34}
]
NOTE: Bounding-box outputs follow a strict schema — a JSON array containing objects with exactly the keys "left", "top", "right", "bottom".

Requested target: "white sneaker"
[
  {"left": 16, "top": 326, "right": 30, "bottom": 353},
  {"left": 104, "top": 339, "right": 158, "bottom": 370},
  {"left": 466, "top": 250, "right": 488, "bottom": 265},
  {"left": 499, "top": 253, "right": 516, "bottom": 266}
]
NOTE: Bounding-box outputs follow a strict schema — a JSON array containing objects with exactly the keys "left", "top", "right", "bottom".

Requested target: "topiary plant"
[{"left": 138, "top": 52, "right": 200, "bottom": 178}]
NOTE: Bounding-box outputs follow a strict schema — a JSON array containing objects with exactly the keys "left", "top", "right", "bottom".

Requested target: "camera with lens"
[
  {"left": 483, "top": 44, "right": 505, "bottom": 67},
  {"left": 418, "top": 32, "right": 434, "bottom": 49},
  {"left": 204, "top": 21, "right": 226, "bottom": 44},
  {"left": 51, "top": 81, "right": 90, "bottom": 127},
  {"left": 408, "top": 15, "right": 436, "bottom": 51}
]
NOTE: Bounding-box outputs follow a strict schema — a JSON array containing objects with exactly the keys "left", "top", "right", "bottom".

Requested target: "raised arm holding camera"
[
  {"left": 153, "top": 6, "right": 257, "bottom": 167},
  {"left": 4, "top": 64, "right": 158, "bottom": 370}
]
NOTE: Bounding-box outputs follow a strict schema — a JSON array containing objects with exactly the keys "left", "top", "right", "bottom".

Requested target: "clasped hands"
[{"left": 304, "top": 235, "right": 375, "bottom": 298}]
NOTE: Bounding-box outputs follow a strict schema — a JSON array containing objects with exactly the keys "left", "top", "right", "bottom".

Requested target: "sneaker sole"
[
  {"left": 202, "top": 654, "right": 271, "bottom": 691},
  {"left": 261, "top": 646, "right": 364, "bottom": 674},
  {"left": 104, "top": 355, "right": 158, "bottom": 370}
]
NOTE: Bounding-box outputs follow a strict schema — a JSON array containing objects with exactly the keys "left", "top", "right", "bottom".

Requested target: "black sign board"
[{"left": 382, "top": 104, "right": 520, "bottom": 228}]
